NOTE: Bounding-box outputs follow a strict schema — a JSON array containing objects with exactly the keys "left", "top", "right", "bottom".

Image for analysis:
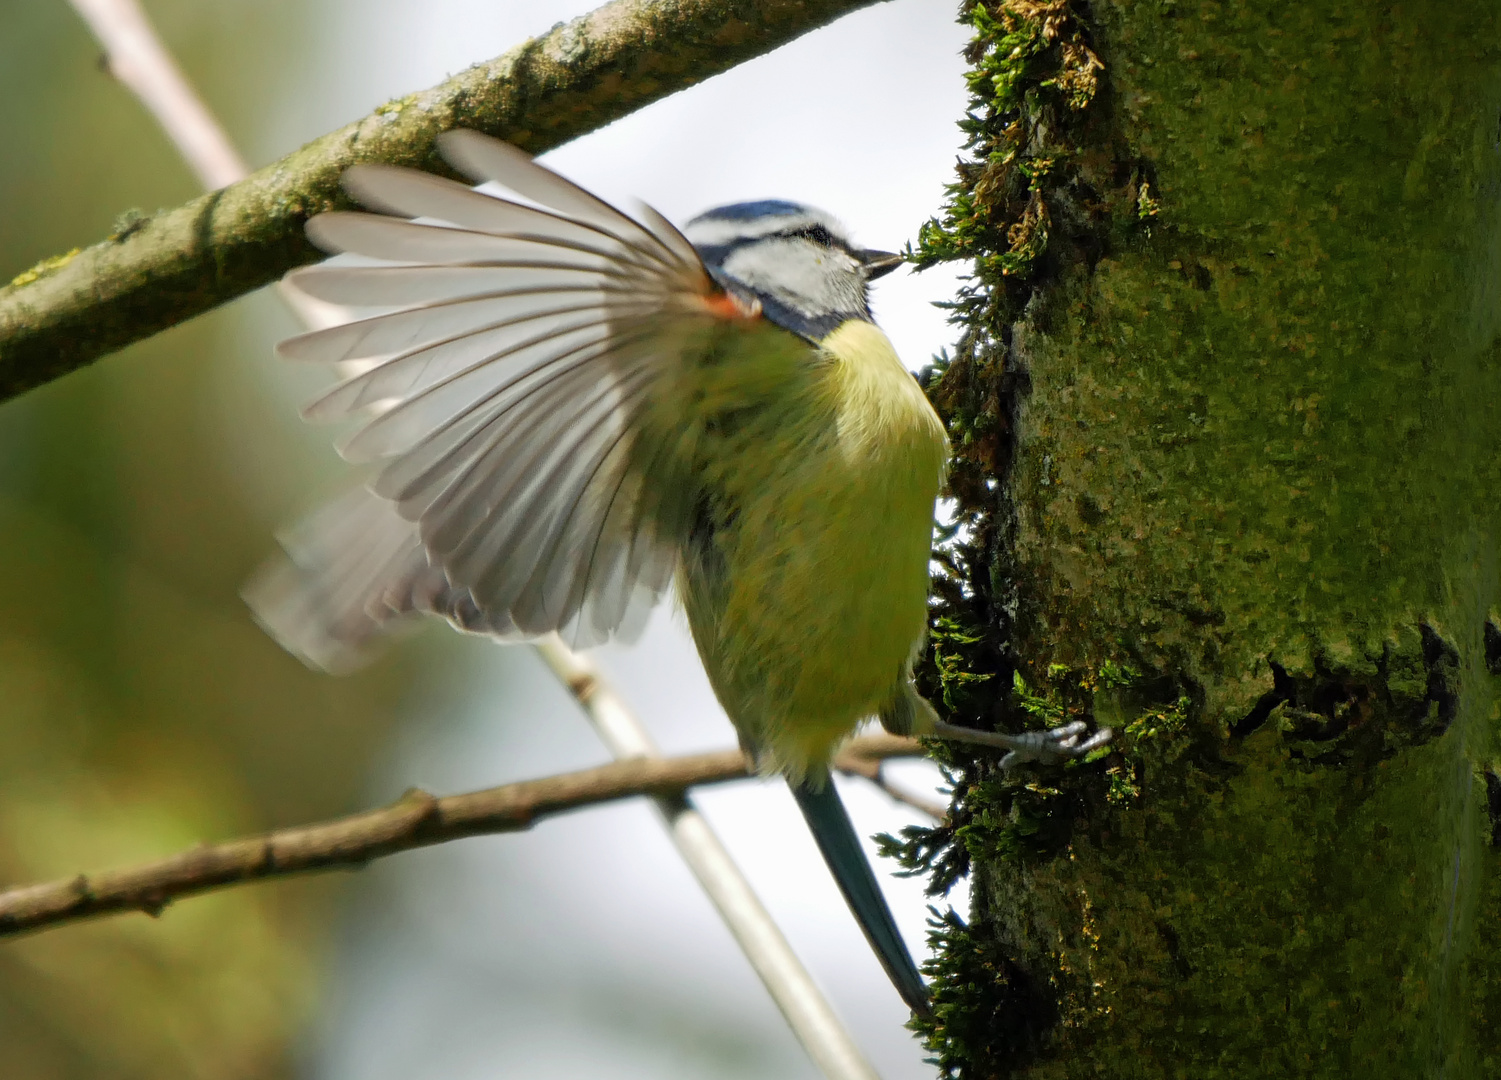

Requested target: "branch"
[
  {"left": 70, "top": 0, "right": 249, "bottom": 189},
  {"left": 0, "top": 734, "right": 921, "bottom": 940},
  {"left": 837, "top": 755, "right": 950, "bottom": 821},
  {"left": 0, "top": 0, "right": 880, "bottom": 405}
]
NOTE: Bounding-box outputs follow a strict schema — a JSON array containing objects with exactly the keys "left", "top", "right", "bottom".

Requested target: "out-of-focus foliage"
[{"left": 0, "top": 3, "right": 414, "bottom": 1076}]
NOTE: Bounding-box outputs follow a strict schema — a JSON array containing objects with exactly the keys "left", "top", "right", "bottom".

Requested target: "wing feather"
[
  {"left": 438, "top": 130, "right": 665, "bottom": 249},
  {"left": 303, "top": 299, "right": 611, "bottom": 421},
  {"left": 335, "top": 314, "right": 655, "bottom": 463},
  {"left": 278, "top": 288, "right": 610, "bottom": 366},
  {"left": 255, "top": 131, "right": 751, "bottom": 663},
  {"left": 511, "top": 425, "right": 657, "bottom": 635},
  {"left": 441, "top": 371, "right": 659, "bottom": 595},
  {"left": 243, "top": 489, "right": 431, "bottom": 672},
  {"left": 632, "top": 201, "right": 705, "bottom": 276},
  {"left": 285, "top": 265, "right": 622, "bottom": 307},
  {"left": 305, "top": 213, "right": 618, "bottom": 268},
  {"left": 422, "top": 360, "right": 649, "bottom": 566},
  {"left": 342, "top": 165, "right": 676, "bottom": 275},
  {"left": 373, "top": 327, "right": 661, "bottom": 515}
]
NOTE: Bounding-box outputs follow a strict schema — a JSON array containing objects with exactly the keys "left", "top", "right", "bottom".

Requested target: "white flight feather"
[
  {"left": 306, "top": 303, "right": 613, "bottom": 423},
  {"left": 305, "top": 213, "right": 622, "bottom": 269},
  {"left": 285, "top": 265, "right": 622, "bottom": 307},
  {"left": 253, "top": 132, "right": 734, "bottom": 660}
]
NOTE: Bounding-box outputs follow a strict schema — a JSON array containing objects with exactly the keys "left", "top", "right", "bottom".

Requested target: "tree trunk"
[{"left": 906, "top": 3, "right": 1501, "bottom": 1075}]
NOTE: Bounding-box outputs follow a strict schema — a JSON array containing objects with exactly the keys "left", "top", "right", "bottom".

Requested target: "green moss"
[
  {"left": 911, "top": 0, "right": 1108, "bottom": 284},
  {"left": 910, "top": 1, "right": 1501, "bottom": 1074}
]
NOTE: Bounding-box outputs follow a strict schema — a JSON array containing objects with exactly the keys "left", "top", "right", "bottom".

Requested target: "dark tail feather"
[{"left": 789, "top": 778, "right": 932, "bottom": 1018}]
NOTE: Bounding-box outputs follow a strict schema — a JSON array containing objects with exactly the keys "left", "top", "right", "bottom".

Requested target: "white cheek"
[{"left": 721, "top": 242, "right": 864, "bottom": 317}]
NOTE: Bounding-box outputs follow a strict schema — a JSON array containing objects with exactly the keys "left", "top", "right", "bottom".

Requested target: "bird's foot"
[{"left": 930, "top": 719, "right": 1113, "bottom": 770}]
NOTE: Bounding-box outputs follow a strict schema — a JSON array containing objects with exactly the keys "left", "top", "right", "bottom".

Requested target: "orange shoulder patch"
[{"left": 702, "top": 290, "right": 762, "bottom": 321}]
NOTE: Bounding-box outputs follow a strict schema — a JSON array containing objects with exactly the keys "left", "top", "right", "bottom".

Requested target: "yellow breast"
[{"left": 685, "top": 318, "right": 948, "bottom": 779}]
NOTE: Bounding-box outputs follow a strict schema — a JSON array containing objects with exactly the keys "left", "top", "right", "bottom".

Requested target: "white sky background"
[{"left": 248, "top": 2, "right": 978, "bottom": 1078}]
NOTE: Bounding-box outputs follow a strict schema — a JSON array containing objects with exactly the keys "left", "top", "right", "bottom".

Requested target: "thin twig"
[
  {"left": 0, "top": 736, "right": 921, "bottom": 940},
  {"left": 67, "top": 0, "right": 339, "bottom": 332},
  {"left": 838, "top": 755, "right": 949, "bottom": 822},
  {"left": 875, "top": 775, "right": 948, "bottom": 821},
  {"left": 0, "top": 0, "right": 880, "bottom": 404},
  {"left": 536, "top": 637, "right": 887, "bottom": 1080},
  {"left": 69, "top": 0, "right": 248, "bottom": 189}
]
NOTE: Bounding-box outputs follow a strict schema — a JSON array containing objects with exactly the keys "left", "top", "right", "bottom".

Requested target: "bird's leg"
[{"left": 930, "top": 719, "right": 1113, "bottom": 770}]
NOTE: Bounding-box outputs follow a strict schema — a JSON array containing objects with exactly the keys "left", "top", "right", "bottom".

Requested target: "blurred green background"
[{"left": 0, "top": 3, "right": 418, "bottom": 1075}]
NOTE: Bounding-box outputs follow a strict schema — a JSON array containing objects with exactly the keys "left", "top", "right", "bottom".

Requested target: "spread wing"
[{"left": 250, "top": 130, "right": 738, "bottom": 668}]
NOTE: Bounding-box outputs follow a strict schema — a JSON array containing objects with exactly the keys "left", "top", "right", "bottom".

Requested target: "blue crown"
[{"left": 688, "top": 199, "right": 809, "bottom": 224}]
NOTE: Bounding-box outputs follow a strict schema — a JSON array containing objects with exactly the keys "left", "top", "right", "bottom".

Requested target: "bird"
[{"left": 246, "top": 129, "right": 1111, "bottom": 1018}]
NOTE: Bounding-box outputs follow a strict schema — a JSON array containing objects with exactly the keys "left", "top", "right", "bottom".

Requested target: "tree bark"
[{"left": 909, "top": 3, "right": 1501, "bottom": 1076}]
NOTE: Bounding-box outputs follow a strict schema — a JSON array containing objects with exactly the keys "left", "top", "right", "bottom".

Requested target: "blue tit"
[{"left": 247, "top": 130, "right": 1111, "bottom": 1018}]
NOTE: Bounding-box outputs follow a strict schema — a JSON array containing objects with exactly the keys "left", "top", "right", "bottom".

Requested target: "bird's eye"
[{"left": 788, "top": 225, "right": 835, "bottom": 247}]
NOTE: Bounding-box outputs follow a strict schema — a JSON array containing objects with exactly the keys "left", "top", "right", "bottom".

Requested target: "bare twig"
[
  {"left": 0, "top": 735, "right": 921, "bottom": 940},
  {"left": 536, "top": 637, "right": 887, "bottom": 1080},
  {"left": 67, "top": 0, "right": 340, "bottom": 333},
  {"left": 0, "top": 0, "right": 881, "bottom": 404},
  {"left": 836, "top": 753, "right": 949, "bottom": 822},
  {"left": 70, "top": 0, "right": 248, "bottom": 189}
]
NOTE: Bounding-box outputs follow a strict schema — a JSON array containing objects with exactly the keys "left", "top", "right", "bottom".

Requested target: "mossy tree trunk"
[{"left": 900, "top": 3, "right": 1501, "bottom": 1075}]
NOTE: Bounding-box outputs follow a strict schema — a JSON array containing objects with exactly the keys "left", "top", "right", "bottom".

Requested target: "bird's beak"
[{"left": 860, "top": 249, "right": 905, "bottom": 280}]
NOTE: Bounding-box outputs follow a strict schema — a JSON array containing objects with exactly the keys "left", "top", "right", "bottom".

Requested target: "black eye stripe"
[{"left": 784, "top": 225, "right": 836, "bottom": 247}]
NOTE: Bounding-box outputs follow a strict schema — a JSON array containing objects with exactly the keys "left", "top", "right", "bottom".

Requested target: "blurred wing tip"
[
  {"left": 274, "top": 326, "right": 347, "bottom": 364},
  {"left": 340, "top": 163, "right": 447, "bottom": 219},
  {"left": 341, "top": 161, "right": 396, "bottom": 188},
  {"left": 279, "top": 266, "right": 326, "bottom": 301},
  {"left": 241, "top": 558, "right": 379, "bottom": 676}
]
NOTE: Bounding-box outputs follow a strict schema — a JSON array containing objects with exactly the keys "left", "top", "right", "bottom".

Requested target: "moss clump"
[
  {"left": 919, "top": 908, "right": 1060, "bottom": 1077},
  {"left": 912, "top": 0, "right": 1106, "bottom": 284},
  {"left": 886, "top": 660, "right": 1194, "bottom": 1076},
  {"left": 903, "top": 5, "right": 1144, "bottom": 1069}
]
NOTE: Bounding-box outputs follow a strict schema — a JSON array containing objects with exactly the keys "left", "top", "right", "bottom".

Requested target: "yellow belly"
[{"left": 679, "top": 320, "right": 948, "bottom": 779}]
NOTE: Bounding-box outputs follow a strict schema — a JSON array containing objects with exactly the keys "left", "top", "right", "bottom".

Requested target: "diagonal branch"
[
  {"left": 0, "top": 0, "right": 880, "bottom": 404},
  {"left": 70, "top": 0, "right": 249, "bottom": 190},
  {"left": 0, "top": 734, "right": 921, "bottom": 940},
  {"left": 536, "top": 638, "right": 887, "bottom": 1080},
  {"left": 836, "top": 754, "right": 950, "bottom": 821}
]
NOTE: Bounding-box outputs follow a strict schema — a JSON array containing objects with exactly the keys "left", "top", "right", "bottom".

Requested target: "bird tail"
[{"left": 788, "top": 777, "right": 932, "bottom": 1018}]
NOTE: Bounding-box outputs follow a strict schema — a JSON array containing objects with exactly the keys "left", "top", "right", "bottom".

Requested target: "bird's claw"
[
  {"left": 995, "top": 720, "right": 1114, "bottom": 769},
  {"left": 930, "top": 718, "right": 1114, "bottom": 769}
]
